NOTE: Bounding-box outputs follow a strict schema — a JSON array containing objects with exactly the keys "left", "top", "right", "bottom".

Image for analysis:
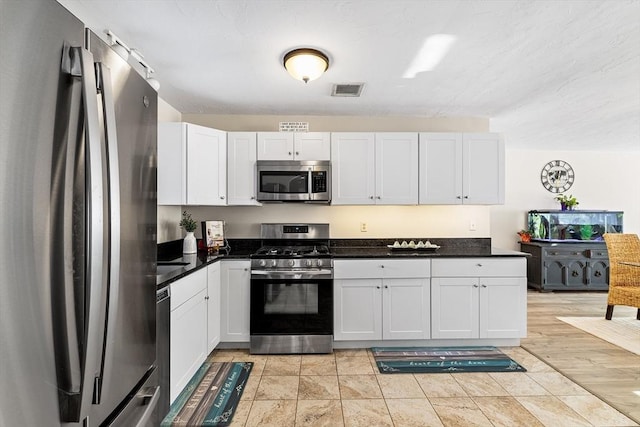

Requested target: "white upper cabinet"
[
  {"left": 227, "top": 132, "right": 260, "bottom": 205},
  {"left": 330, "top": 133, "right": 376, "bottom": 205},
  {"left": 256, "top": 132, "right": 330, "bottom": 160},
  {"left": 419, "top": 132, "right": 504, "bottom": 205},
  {"left": 331, "top": 132, "right": 419, "bottom": 205},
  {"left": 375, "top": 133, "right": 419, "bottom": 204},
  {"left": 158, "top": 122, "right": 227, "bottom": 205}
]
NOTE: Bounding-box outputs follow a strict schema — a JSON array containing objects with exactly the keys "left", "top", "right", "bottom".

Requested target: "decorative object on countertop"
[
  {"left": 540, "top": 159, "right": 575, "bottom": 193},
  {"left": 517, "top": 229, "right": 532, "bottom": 242},
  {"left": 372, "top": 346, "right": 526, "bottom": 374},
  {"left": 554, "top": 193, "right": 579, "bottom": 211},
  {"left": 179, "top": 211, "right": 197, "bottom": 254},
  {"left": 388, "top": 240, "right": 440, "bottom": 250},
  {"left": 161, "top": 361, "right": 253, "bottom": 426}
]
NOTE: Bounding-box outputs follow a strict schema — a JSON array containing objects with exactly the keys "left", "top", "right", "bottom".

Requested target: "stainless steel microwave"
[{"left": 256, "top": 160, "right": 331, "bottom": 202}]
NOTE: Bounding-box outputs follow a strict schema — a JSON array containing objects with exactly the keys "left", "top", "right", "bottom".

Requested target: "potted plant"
[
  {"left": 517, "top": 229, "right": 532, "bottom": 242},
  {"left": 555, "top": 194, "right": 579, "bottom": 211},
  {"left": 179, "top": 211, "right": 198, "bottom": 253}
]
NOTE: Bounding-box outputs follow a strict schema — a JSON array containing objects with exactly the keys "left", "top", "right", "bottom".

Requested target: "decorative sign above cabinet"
[{"left": 540, "top": 160, "right": 574, "bottom": 193}]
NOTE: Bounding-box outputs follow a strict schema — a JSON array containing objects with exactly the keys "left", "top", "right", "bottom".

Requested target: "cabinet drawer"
[
  {"left": 171, "top": 268, "right": 207, "bottom": 311},
  {"left": 334, "top": 259, "right": 430, "bottom": 279},
  {"left": 432, "top": 258, "right": 525, "bottom": 277}
]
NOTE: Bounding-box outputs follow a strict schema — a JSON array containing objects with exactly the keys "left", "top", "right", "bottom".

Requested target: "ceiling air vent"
[{"left": 331, "top": 83, "right": 364, "bottom": 97}]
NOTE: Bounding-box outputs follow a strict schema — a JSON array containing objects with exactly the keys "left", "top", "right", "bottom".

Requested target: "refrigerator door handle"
[
  {"left": 92, "top": 61, "right": 122, "bottom": 405},
  {"left": 54, "top": 45, "right": 106, "bottom": 423}
]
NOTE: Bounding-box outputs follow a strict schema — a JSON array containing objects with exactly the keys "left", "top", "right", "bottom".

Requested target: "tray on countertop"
[{"left": 387, "top": 245, "right": 440, "bottom": 251}]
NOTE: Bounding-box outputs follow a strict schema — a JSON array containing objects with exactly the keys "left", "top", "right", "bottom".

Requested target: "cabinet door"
[
  {"left": 431, "top": 277, "right": 478, "bottom": 338},
  {"left": 207, "top": 262, "right": 221, "bottom": 353},
  {"left": 418, "top": 133, "right": 463, "bottom": 204},
  {"left": 383, "top": 278, "right": 430, "bottom": 339},
  {"left": 158, "top": 122, "right": 187, "bottom": 205},
  {"left": 462, "top": 133, "right": 504, "bottom": 204},
  {"left": 479, "top": 277, "right": 526, "bottom": 338},
  {"left": 375, "top": 133, "right": 419, "bottom": 204},
  {"left": 220, "top": 260, "right": 251, "bottom": 342},
  {"left": 227, "top": 132, "right": 260, "bottom": 205},
  {"left": 257, "top": 132, "right": 294, "bottom": 160},
  {"left": 186, "top": 124, "right": 227, "bottom": 205},
  {"left": 334, "top": 279, "right": 382, "bottom": 340},
  {"left": 330, "top": 133, "right": 376, "bottom": 205},
  {"left": 170, "top": 288, "right": 207, "bottom": 403},
  {"left": 294, "top": 132, "right": 330, "bottom": 160}
]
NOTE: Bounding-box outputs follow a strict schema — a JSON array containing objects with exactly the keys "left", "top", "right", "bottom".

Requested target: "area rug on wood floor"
[
  {"left": 161, "top": 361, "right": 253, "bottom": 426},
  {"left": 372, "top": 346, "right": 526, "bottom": 373},
  {"left": 557, "top": 316, "right": 640, "bottom": 355}
]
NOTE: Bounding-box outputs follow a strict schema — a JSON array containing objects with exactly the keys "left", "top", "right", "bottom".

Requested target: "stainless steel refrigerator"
[{"left": 0, "top": 1, "right": 158, "bottom": 425}]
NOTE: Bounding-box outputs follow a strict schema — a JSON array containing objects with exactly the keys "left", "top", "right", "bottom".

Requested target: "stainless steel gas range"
[{"left": 249, "top": 223, "right": 333, "bottom": 354}]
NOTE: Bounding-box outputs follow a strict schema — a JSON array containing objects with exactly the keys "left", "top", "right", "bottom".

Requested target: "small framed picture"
[{"left": 202, "top": 220, "right": 225, "bottom": 248}]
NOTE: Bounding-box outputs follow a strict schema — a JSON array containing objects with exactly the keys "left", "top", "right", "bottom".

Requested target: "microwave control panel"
[{"left": 311, "top": 171, "right": 327, "bottom": 193}]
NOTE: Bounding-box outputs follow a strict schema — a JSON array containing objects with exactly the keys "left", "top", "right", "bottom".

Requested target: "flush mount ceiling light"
[{"left": 283, "top": 48, "right": 329, "bottom": 83}]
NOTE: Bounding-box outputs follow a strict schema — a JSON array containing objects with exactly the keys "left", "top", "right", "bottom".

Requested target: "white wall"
[{"left": 492, "top": 149, "right": 640, "bottom": 250}]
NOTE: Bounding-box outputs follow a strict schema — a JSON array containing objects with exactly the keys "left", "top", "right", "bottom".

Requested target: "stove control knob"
[
  {"left": 259, "top": 260, "right": 266, "bottom": 267},
  {"left": 270, "top": 260, "right": 277, "bottom": 267},
  {"left": 317, "top": 259, "right": 323, "bottom": 267},
  {"left": 288, "top": 259, "right": 295, "bottom": 267},
  {"left": 306, "top": 259, "right": 313, "bottom": 267}
]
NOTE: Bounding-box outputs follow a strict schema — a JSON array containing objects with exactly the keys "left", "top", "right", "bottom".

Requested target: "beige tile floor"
[{"left": 206, "top": 346, "right": 637, "bottom": 427}]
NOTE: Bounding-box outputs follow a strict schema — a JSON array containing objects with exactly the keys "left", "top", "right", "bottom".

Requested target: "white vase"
[{"left": 183, "top": 231, "right": 197, "bottom": 254}]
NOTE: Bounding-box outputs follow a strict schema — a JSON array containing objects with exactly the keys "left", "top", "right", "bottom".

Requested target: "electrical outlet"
[
  {"left": 469, "top": 221, "right": 477, "bottom": 231},
  {"left": 360, "top": 223, "right": 368, "bottom": 232}
]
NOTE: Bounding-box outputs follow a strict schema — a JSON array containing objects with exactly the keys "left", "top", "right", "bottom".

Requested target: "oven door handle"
[{"left": 251, "top": 269, "right": 333, "bottom": 279}]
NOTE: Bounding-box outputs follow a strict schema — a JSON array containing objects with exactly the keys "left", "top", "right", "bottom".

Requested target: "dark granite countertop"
[{"left": 157, "top": 237, "right": 528, "bottom": 289}]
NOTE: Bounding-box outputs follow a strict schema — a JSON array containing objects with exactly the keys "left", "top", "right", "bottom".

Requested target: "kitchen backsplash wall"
[{"left": 169, "top": 204, "right": 492, "bottom": 240}]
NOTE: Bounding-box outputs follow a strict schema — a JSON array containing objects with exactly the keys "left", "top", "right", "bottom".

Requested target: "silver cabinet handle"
[
  {"left": 376, "top": 286, "right": 381, "bottom": 289},
  {"left": 464, "top": 196, "right": 469, "bottom": 199},
  {"left": 476, "top": 263, "right": 483, "bottom": 267},
  {"left": 369, "top": 196, "right": 374, "bottom": 199},
  {"left": 473, "top": 284, "right": 479, "bottom": 288},
  {"left": 481, "top": 284, "right": 487, "bottom": 288},
  {"left": 456, "top": 196, "right": 462, "bottom": 199},
  {"left": 380, "top": 265, "right": 385, "bottom": 268},
  {"left": 384, "top": 285, "right": 388, "bottom": 289},
  {"left": 376, "top": 196, "right": 381, "bottom": 199},
  {"left": 220, "top": 195, "right": 225, "bottom": 199},
  {"left": 288, "top": 151, "right": 292, "bottom": 155},
  {"left": 295, "top": 151, "right": 299, "bottom": 155}
]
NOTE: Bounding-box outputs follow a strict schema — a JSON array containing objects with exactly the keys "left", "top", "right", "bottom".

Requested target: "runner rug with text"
[
  {"left": 161, "top": 361, "right": 253, "bottom": 426},
  {"left": 372, "top": 346, "right": 526, "bottom": 373}
]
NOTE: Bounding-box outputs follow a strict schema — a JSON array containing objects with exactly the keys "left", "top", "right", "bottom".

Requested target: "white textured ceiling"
[{"left": 58, "top": 0, "right": 640, "bottom": 151}]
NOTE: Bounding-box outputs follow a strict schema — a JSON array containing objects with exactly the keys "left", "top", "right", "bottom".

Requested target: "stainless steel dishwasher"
[{"left": 156, "top": 285, "right": 171, "bottom": 424}]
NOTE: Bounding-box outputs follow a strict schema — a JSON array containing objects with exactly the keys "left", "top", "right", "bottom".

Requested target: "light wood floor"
[{"left": 523, "top": 290, "right": 640, "bottom": 423}]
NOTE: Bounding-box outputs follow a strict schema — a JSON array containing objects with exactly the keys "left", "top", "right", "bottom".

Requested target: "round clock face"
[{"left": 541, "top": 160, "right": 575, "bottom": 193}]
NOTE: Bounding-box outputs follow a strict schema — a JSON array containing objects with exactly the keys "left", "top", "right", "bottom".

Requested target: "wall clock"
[{"left": 540, "top": 160, "right": 574, "bottom": 193}]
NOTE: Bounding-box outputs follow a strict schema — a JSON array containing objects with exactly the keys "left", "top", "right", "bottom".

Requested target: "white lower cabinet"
[
  {"left": 334, "top": 259, "right": 430, "bottom": 340},
  {"left": 220, "top": 260, "right": 251, "bottom": 342},
  {"left": 206, "top": 262, "right": 221, "bottom": 353},
  {"left": 431, "top": 258, "right": 527, "bottom": 339},
  {"left": 169, "top": 268, "right": 207, "bottom": 403}
]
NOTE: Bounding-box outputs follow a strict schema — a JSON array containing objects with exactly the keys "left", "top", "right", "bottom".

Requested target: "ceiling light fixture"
[
  {"left": 283, "top": 48, "right": 329, "bottom": 84},
  {"left": 105, "top": 30, "right": 160, "bottom": 91}
]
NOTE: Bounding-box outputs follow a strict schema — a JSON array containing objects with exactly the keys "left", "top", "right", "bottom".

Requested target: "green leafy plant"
[
  {"left": 179, "top": 211, "right": 197, "bottom": 232},
  {"left": 554, "top": 194, "right": 579, "bottom": 210}
]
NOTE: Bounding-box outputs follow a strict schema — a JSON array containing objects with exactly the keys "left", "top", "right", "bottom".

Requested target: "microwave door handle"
[{"left": 308, "top": 169, "right": 313, "bottom": 201}]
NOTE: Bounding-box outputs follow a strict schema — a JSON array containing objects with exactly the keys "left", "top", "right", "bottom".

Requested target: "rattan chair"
[{"left": 603, "top": 233, "right": 640, "bottom": 320}]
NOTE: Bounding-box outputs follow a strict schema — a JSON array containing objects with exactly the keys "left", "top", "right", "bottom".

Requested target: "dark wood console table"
[{"left": 519, "top": 241, "right": 609, "bottom": 291}]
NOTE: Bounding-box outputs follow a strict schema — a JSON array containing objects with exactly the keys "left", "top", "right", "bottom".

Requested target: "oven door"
[{"left": 250, "top": 273, "right": 333, "bottom": 336}]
